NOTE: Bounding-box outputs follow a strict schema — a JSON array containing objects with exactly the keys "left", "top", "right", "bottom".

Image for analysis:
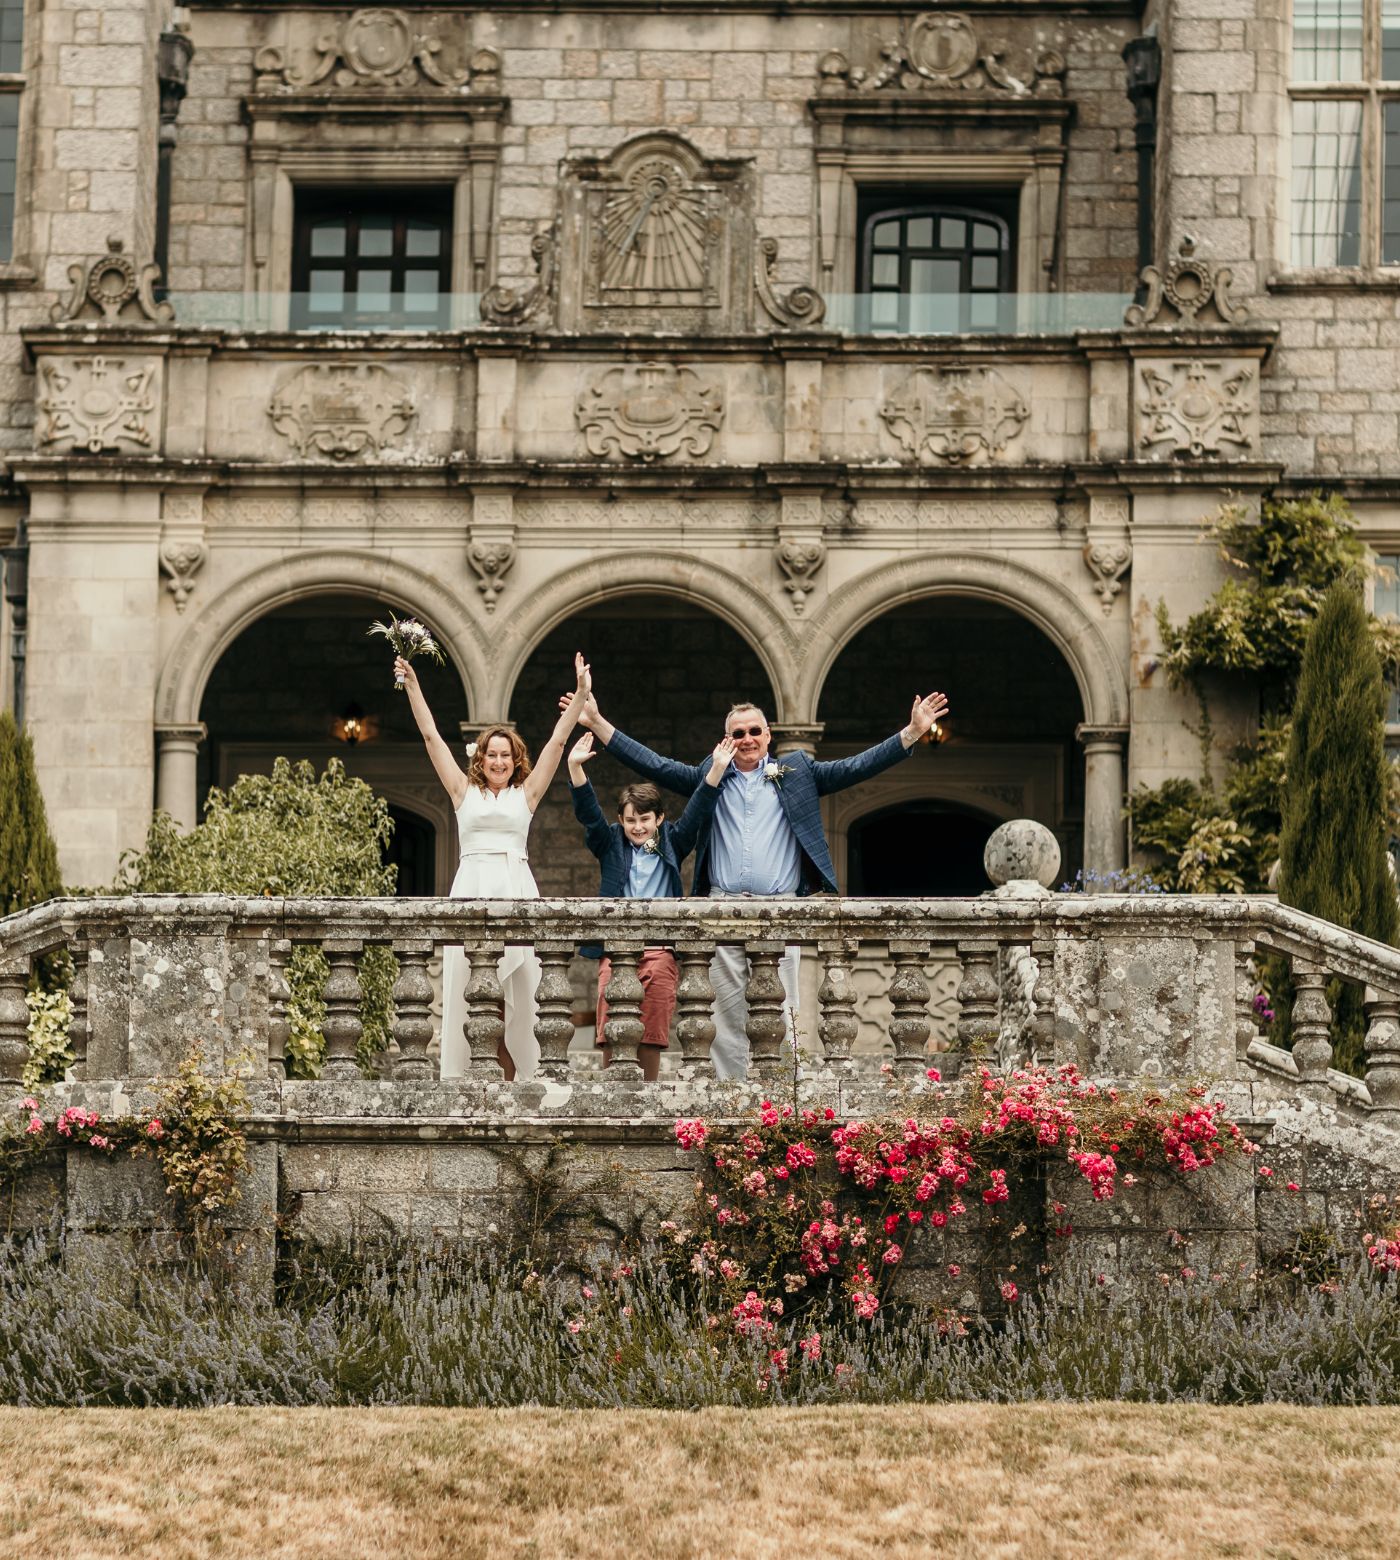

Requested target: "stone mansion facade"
[{"left": 0, "top": 0, "right": 1395, "bottom": 898}]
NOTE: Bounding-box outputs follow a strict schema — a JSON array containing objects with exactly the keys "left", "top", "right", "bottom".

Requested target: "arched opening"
[
  {"left": 510, "top": 594, "right": 778, "bottom": 895},
  {"left": 818, "top": 597, "right": 1084, "bottom": 891},
  {"left": 197, "top": 591, "right": 470, "bottom": 892}
]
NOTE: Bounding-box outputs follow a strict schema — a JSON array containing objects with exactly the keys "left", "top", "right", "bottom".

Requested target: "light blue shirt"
[
  {"left": 625, "top": 840, "right": 672, "bottom": 900},
  {"left": 708, "top": 762, "right": 802, "bottom": 895}
]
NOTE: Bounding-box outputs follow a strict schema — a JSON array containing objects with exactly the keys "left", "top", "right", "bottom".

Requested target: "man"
[{"left": 570, "top": 687, "right": 949, "bottom": 1078}]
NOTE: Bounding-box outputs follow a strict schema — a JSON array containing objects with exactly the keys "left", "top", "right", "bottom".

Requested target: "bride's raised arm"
[
  {"left": 396, "top": 655, "right": 468, "bottom": 809},
  {"left": 524, "top": 652, "right": 589, "bottom": 813}
]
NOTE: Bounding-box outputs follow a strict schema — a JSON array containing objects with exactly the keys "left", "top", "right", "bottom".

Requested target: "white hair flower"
[{"left": 464, "top": 742, "right": 478, "bottom": 759}]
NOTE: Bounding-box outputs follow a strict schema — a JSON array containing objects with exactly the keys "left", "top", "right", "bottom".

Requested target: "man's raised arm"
[{"left": 813, "top": 690, "right": 950, "bottom": 796}]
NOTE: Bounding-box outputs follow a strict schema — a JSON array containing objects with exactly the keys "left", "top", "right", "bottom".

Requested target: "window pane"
[
  {"left": 1293, "top": 0, "right": 1364, "bottom": 82},
  {"left": 0, "top": 92, "right": 16, "bottom": 263},
  {"left": 403, "top": 269, "right": 441, "bottom": 311},
  {"left": 971, "top": 254, "right": 1000, "bottom": 289},
  {"left": 1291, "top": 98, "right": 1363, "bottom": 265},
  {"left": 909, "top": 257, "right": 960, "bottom": 294},
  {"left": 972, "top": 222, "right": 1000, "bottom": 249},
  {"left": 871, "top": 220, "right": 899, "bottom": 248},
  {"left": 358, "top": 218, "right": 394, "bottom": 258},
  {"left": 969, "top": 293, "right": 1001, "bottom": 330},
  {"left": 0, "top": 0, "right": 23, "bottom": 74},
  {"left": 870, "top": 292, "right": 899, "bottom": 326},
  {"left": 309, "top": 222, "right": 347, "bottom": 258},
  {"left": 1377, "top": 554, "right": 1400, "bottom": 721},
  {"left": 1384, "top": 102, "right": 1400, "bottom": 262},
  {"left": 1387, "top": 0, "right": 1400, "bottom": 79},
  {"left": 405, "top": 221, "right": 442, "bottom": 257},
  {"left": 906, "top": 216, "right": 934, "bottom": 247},
  {"left": 871, "top": 252, "right": 899, "bottom": 287},
  {"left": 357, "top": 269, "right": 392, "bottom": 311},
  {"left": 940, "top": 217, "right": 966, "bottom": 248},
  {"left": 307, "top": 271, "right": 343, "bottom": 312}
]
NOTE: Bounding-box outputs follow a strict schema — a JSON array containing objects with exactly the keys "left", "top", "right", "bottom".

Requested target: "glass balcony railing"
[{"left": 150, "top": 292, "right": 1135, "bottom": 337}]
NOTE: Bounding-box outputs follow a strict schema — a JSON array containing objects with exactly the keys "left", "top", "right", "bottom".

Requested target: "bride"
[{"left": 396, "top": 651, "right": 589, "bottom": 1080}]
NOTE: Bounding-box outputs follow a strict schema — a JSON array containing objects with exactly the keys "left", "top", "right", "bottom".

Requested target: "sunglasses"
[{"left": 729, "top": 726, "right": 766, "bottom": 739}]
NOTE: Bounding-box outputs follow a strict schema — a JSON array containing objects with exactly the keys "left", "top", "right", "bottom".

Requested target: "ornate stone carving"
[
  {"left": 1137, "top": 360, "right": 1257, "bottom": 460},
  {"left": 479, "top": 228, "right": 555, "bottom": 327},
  {"left": 268, "top": 363, "right": 416, "bottom": 461},
  {"left": 1124, "top": 238, "right": 1248, "bottom": 327},
  {"left": 775, "top": 539, "right": 825, "bottom": 613},
  {"left": 1083, "top": 539, "right": 1132, "bottom": 614},
  {"left": 254, "top": 8, "right": 472, "bottom": 92},
  {"left": 36, "top": 356, "right": 160, "bottom": 454},
  {"left": 820, "top": 497, "right": 1059, "bottom": 528},
  {"left": 576, "top": 361, "right": 724, "bottom": 463},
  {"left": 159, "top": 540, "right": 207, "bottom": 614},
  {"left": 50, "top": 237, "right": 174, "bottom": 326},
  {"left": 514, "top": 498, "right": 771, "bottom": 529},
  {"left": 880, "top": 364, "right": 1028, "bottom": 467},
  {"left": 468, "top": 540, "right": 515, "bottom": 613},
  {"left": 819, "top": 17, "right": 1065, "bottom": 98},
  {"left": 754, "top": 238, "right": 826, "bottom": 329}
]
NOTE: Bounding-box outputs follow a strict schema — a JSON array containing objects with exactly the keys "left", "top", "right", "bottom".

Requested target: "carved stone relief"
[
  {"left": 754, "top": 238, "right": 826, "bottom": 330},
  {"left": 468, "top": 540, "right": 515, "bottom": 613},
  {"left": 160, "top": 541, "right": 207, "bottom": 614},
  {"left": 880, "top": 364, "right": 1029, "bottom": 467},
  {"left": 576, "top": 361, "right": 724, "bottom": 463},
  {"left": 775, "top": 539, "right": 826, "bottom": 614},
  {"left": 268, "top": 363, "right": 416, "bottom": 461},
  {"left": 253, "top": 9, "right": 481, "bottom": 92},
  {"left": 50, "top": 238, "right": 174, "bottom": 326},
  {"left": 1082, "top": 540, "right": 1132, "bottom": 614},
  {"left": 1124, "top": 238, "right": 1248, "bottom": 328},
  {"left": 820, "top": 498, "right": 1059, "bottom": 528},
  {"left": 818, "top": 14, "right": 1066, "bottom": 98},
  {"left": 514, "top": 498, "right": 772, "bottom": 529},
  {"left": 1137, "top": 360, "right": 1257, "bottom": 460},
  {"left": 36, "top": 356, "right": 161, "bottom": 455},
  {"left": 479, "top": 228, "right": 555, "bottom": 328}
]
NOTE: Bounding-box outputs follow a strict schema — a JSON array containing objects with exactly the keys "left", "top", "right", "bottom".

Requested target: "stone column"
[
  {"left": 1077, "top": 724, "right": 1128, "bottom": 877},
  {"left": 155, "top": 723, "right": 207, "bottom": 832},
  {"left": 770, "top": 724, "right": 824, "bottom": 759}
]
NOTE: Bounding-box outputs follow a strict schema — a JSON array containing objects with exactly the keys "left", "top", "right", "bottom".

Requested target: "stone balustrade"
[{"left": 1, "top": 893, "right": 1398, "bottom": 1115}]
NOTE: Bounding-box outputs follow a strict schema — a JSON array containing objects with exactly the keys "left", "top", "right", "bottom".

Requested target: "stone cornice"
[{"left": 196, "top": 1, "right": 1139, "bottom": 15}]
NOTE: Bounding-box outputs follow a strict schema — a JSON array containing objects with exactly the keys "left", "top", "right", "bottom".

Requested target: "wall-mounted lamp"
[{"left": 333, "top": 701, "right": 372, "bottom": 746}]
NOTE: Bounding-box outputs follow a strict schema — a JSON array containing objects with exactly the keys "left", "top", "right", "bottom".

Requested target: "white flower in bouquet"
[{"left": 367, "top": 613, "right": 446, "bottom": 690}]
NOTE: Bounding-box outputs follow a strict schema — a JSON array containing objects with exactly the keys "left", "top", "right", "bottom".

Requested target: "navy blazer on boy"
[
  {"left": 600, "top": 728, "right": 914, "bottom": 897},
  {"left": 569, "top": 774, "right": 720, "bottom": 957}
]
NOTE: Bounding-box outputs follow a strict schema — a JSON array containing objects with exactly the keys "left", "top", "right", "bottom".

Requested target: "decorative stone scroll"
[
  {"left": 50, "top": 238, "right": 174, "bottom": 326},
  {"left": 754, "top": 238, "right": 826, "bottom": 329},
  {"left": 1082, "top": 540, "right": 1131, "bottom": 614},
  {"left": 36, "top": 357, "right": 160, "bottom": 455},
  {"left": 818, "top": 15, "right": 1066, "bottom": 98},
  {"left": 468, "top": 540, "right": 515, "bottom": 613},
  {"left": 253, "top": 9, "right": 477, "bottom": 92},
  {"left": 576, "top": 361, "right": 724, "bottom": 463},
  {"left": 479, "top": 229, "right": 555, "bottom": 328},
  {"left": 268, "top": 363, "right": 416, "bottom": 461},
  {"left": 159, "top": 541, "right": 207, "bottom": 614},
  {"left": 1124, "top": 238, "right": 1248, "bottom": 328},
  {"left": 775, "top": 539, "right": 826, "bottom": 614},
  {"left": 880, "top": 363, "right": 1028, "bottom": 467},
  {"left": 1137, "top": 360, "right": 1257, "bottom": 460}
]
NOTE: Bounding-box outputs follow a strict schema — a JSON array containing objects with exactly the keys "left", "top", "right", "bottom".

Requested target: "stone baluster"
[
  {"left": 67, "top": 936, "right": 91, "bottom": 1081},
  {"left": 602, "top": 945, "right": 645, "bottom": 1075},
  {"left": 954, "top": 939, "right": 1000, "bottom": 1077},
  {"left": 887, "top": 940, "right": 932, "bottom": 1073},
  {"left": 391, "top": 940, "right": 436, "bottom": 1081},
  {"left": 817, "top": 938, "right": 859, "bottom": 1071},
  {"left": 1363, "top": 987, "right": 1400, "bottom": 1113},
  {"left": 1290, "top": 958, "right": 1333, "bottom": 1084},
  {"left": 321, "top": 938, "right": 365, "bottom": 1081},
  {"left": 745, "top": 941, "right": 788, "bottom": 1078},
  {"left": 533, "top": 941, "right": 577, "bottom": 1082},
  {"left": 0, "top": 965, "right": 28, "bottom": 1091},
  {"left": 674, "top": 941, "right": 717, "bottom": 1067},
  {"left": 1234, "top": 939, "right": 1259, "bottom": 1065},
  {"left": 463, "top": 938, "right": 507, "bottom": 1079},
  {"left": 266, "top": 937, "right": 291, "bottom": 1081}
]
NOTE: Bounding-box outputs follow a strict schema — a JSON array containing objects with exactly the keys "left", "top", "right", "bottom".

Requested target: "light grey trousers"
[{"left": 707, "top": 888, "right": 802, "bottom": 1079}]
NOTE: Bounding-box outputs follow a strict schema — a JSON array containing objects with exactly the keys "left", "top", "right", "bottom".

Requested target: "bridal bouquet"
[{"left": 368, "top": 613, "right": 446, "bottom": 690}]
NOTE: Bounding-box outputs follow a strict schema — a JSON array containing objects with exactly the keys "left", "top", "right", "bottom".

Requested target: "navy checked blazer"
[
  {"left": 569, "top": 774, "right": 720, "bottom": 957},
  {"left": 602, "top": 728, "right": 915, "bottom": 897}
]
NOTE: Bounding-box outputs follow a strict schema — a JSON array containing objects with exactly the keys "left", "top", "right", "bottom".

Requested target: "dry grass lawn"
[{"left": 0, "top": 1405, "right": 1397, "bottom": 1559}]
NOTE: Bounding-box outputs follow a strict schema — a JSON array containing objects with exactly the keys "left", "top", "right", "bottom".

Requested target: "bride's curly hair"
[{"left": 465, "top": 724, "right": 532, "bottom": 789}]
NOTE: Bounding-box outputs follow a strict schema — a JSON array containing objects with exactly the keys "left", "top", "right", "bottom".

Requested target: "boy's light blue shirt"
[{"left": 625, "top": 840, "right": 671, "bottom": 900}]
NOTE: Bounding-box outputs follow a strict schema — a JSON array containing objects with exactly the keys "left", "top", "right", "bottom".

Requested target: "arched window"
[{"left": 857, "top": 196, "right": 1015, "bottom": 332}]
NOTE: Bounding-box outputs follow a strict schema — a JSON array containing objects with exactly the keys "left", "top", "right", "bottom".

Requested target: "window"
[
  {"left": 0, "top": 0, "right": 24, "bottom": 263},
  {"left": 1290, "top": 0, "right": 1400, "bottom": 265},
  {"left": 1376, "top": 552, "right": 1400, "bottom": 725},
  {"left": 291, "top": 189, "right": 452, "bottom": 328},
  {"left": 857, "top": 194, "right": 1014, "bottom": 331}
]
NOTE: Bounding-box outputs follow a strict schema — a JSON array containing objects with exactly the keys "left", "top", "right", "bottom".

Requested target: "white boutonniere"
[
  {"left": 763, "top": 761, "right": 793, "bottom": 788},
  {"left": 641, "top": 833, "right": 661, "bottom": 855}
]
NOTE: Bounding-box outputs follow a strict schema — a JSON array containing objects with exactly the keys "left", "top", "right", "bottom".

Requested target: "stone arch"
[
  {"left": 156, "top": 550, "right": 489, "bottom": 726},
  {"left": 488, "top": 551, "right": 800, "bottom": 722},
  {"left": 797, "top": 552, "right": 1128, "bottom": 727}
]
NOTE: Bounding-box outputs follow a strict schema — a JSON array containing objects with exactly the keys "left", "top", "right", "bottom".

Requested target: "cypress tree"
[
  {"left": 0, "top": 710, "right": 61, "bottom": 915},
  {"left": 1277, "top": 579, "right": 1399, "bottom": 1073}
]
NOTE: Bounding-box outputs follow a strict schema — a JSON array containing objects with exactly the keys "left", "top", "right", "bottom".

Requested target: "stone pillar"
[
  {"left": 770, "top": 724, "right": 824, "bottom": 759},
  {"left": 1077, "top": 724, "right": 1128, "bottom": 877},
  {"left": 155, "top": 723, "right": 206, "bottom": 832}
]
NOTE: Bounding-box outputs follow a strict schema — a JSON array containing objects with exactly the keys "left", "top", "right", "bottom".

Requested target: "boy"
[{"left": 568, "top": 730, "right": 735, "bottom": 1079}]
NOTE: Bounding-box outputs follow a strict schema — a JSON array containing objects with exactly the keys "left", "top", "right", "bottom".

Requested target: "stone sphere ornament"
[{"left": 983, "top": 819, "right": 1062, "bottom": 897}]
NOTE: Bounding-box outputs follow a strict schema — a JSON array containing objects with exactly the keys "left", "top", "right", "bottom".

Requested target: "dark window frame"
[
  {"left": 291, "top": 186, "right": 454, "bottom": 329},
  {"left": 856, "top": 190, "right": 1017, "bottom": 333}
]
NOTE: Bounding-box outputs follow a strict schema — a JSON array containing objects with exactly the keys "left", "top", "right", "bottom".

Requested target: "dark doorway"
[
  {"left": 385, "top": 804, "right": 436, "bottom": 897},
  {"left": 848, "top": 801, "right": 1001, "bottom": 897}
]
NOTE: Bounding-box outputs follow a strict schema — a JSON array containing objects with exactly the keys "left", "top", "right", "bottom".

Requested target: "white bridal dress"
[{"left": 439, "top": 783, "right": 541, "bottom": 1080}]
